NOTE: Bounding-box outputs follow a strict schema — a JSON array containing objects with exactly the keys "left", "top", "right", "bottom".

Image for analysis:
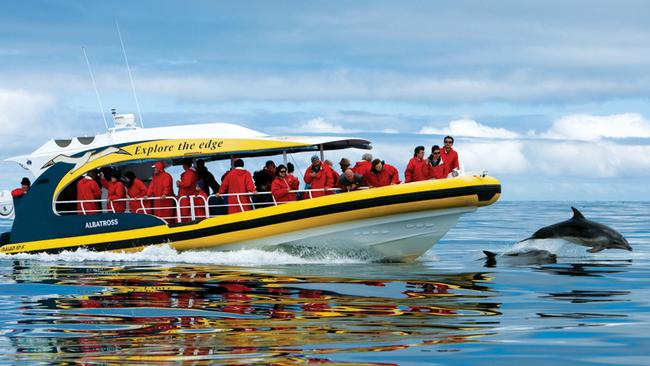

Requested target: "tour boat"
[{"left": 0, "top": 115, "right": 500, "bottom": 262}]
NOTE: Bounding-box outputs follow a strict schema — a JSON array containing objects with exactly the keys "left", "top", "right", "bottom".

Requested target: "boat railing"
[{"left": 53, "top": 187, "right": 349, "bottom": 223}]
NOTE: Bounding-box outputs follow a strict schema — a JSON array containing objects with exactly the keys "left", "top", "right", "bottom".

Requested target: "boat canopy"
[{"left": 3, "top": 122, "right": 371, "bottom": 195}]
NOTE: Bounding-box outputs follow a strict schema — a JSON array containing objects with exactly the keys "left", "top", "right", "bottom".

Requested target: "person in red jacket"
[
  {"left": 193, "top": 180, "right": 209, "bottom": 219},
  {"left": 218, "top": 159, "right": 257, "bottom": 214},
  {"left": 405, "top": 146, "right": 429, "bottom": 183},
  {"left": 324, "top": 159, "right": 339, "bottom": 188},
  {"left": 271, "top": 164, "right": 296, "bottom": 204},
  {"left": 11, "top": 177, "right": 31, "bottom": 198},
  {"left": 427, "top": 145, "right": 446, "bottom": 179},
  {"left": 352, "top": 153, "right": 373, "bottom": 176},
  {"left": 77, "top": 171, "right": 102, "bottom": 214},
  {"left": 176, "top": 158, "right": 199, "bottom": 222},
  {"left": 100, "top": 170, "right": 127, "bottom": 213},
  {"left": 303, "top": 155, "right": 333, "bottom": 198},
  {"left": 286, "top": 162, "right": 301, "bottom": 200},
  {"left": 146, "top": 161, "right": 175, "bottom": 222},
  {"left": 124, "top": 171, "right": 150, "bottom": 214},
  {"left": 286, "top": 162, "right": 300, "bottom": 191},
  {"left": 364, "top": 159, "right": 400, "bottom": 187},
  {"left": 441, "top": 136, "right": 460, "bottom": 177}
]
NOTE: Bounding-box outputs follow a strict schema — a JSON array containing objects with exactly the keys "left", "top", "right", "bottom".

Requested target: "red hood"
[
  {"left": 230, "top": 168, "right": 248, "bottom": 177},
  {"left": 154, "top": 161, "right": 165, "bottom": 172}
]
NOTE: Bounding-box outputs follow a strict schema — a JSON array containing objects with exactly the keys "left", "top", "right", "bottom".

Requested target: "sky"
[{"left": 1, "top": 0, "right": 650, "bottom": 200}]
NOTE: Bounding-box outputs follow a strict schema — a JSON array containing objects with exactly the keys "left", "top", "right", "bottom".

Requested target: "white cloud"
[
  {"left": 527, "top": 141, "right": 650, "bottom": 178},
  {"left": 298, "top": 117, "right": 349, "bottom": 133},
  {"left": 419, "top": 118, "right": 520, "bottom": 138},
  {"left": 0, "top": 89, "right": 55, "bottom": 143},
  {"left": 540, "top": 113, "right": 650, "bottom": 141},
  {"left": 460, "top": 141, "right": 528, "bottom": 174},
  {"left": 4, "top": 68, "right": 648, "bottom": 105}
]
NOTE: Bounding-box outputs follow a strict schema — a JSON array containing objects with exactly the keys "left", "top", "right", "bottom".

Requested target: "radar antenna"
[
  {"left": 116, "top": 21, "right": 145, "bottom": 128},
  {"left": 82, "top": 47, "right": 109, "bottom": 131}
]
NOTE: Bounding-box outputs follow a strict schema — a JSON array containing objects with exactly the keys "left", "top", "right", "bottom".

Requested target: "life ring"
[{"left": 0, "top": 190, "right": 14, "bottom": 218}]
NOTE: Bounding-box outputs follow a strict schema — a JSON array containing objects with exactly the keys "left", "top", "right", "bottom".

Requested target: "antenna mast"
[
  {"left": 82, "top": 47, "right": 109, "bottom": 131},
  {"left": 116, "top": 21, "right": 145, "bottom": 128}
]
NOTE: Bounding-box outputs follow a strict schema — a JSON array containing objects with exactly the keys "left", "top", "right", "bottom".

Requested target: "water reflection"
[
  {"left": 536, "top": 261, "right": 632, "bottom": 277},
  {"left": 1, "top": 261, "right": 501, "bottom": 364}
]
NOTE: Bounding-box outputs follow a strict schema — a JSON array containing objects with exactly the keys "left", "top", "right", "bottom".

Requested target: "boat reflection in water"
[{"left": 4, "top": 261, "right": 501, "bottom": 364}]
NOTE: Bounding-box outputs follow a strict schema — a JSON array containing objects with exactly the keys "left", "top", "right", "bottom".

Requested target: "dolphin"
[
  {"left": 41, "top": 146, "right": 131, "bottom": 172},
  {"left": 521, "top": 207, "right": 631, "bottom": 253},
  {"left": 482, "top": 249, "right": 557, "bottom": 267}
]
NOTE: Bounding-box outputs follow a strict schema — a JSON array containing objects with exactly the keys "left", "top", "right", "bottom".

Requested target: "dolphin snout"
[{"left": 619, "top": 238, "right": 632, "bottom": 251}]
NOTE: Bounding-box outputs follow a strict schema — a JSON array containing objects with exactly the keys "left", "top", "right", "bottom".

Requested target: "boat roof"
[{"left": 5, "top": 122, "right": 372, "bottom": 178}]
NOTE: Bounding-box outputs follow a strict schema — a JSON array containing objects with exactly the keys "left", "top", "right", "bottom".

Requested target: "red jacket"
[
  {"left": 147, "top": 163, "right": 175, "bottom": 221},
  {"left": 303, "top": 164, "right": 333, "bottom": 198},
  {"left": 352, "top": 160, "right": 372, "bottom": 176},
  {"left": 193, "top": 191, "right": 209, "bottom": 218},
  {"left": 441, "top": 148, "right": 459, "bottom": 176},
  {"left": 11, "top": 188, "right": 26, "bottom": 198},
  {"left": 178, "top": 168, "right": 198, "bottom": 197},
  {"left": 128, "top": 178, "right": 149, "bottom": 214},
  {"left": 178, "top": 167, "right": 199, "bottom": 222},
  {"left": 102, "top": 178, "right": 127, "bottom": 213},
  {"left": 428, "top": 161, "right": 446, "bottom": 179},
  {"left": 364, "top": 164, "right": 400, "bottom": 187},
  {"left": 219, "top": 168, "right": 256, "bottom": 214},
  {"left": 286, "top": 174, "right": 300, "bottom": 191},
  {"left": 271, "top": 177, "right": 296, "bottom": 203},
  {"left": 77, "top": 177, "right": 101, "bottom": 214},
  {"left": 331, "top": 170, "right": 341, "bottom": 188},
  {"left": 405, "top": 157, "right": 429, "bottom": 183}
]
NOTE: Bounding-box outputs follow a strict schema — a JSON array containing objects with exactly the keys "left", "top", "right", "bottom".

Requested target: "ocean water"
[{"left": 0, "top": 201, "right": 648, "bottom": 365}]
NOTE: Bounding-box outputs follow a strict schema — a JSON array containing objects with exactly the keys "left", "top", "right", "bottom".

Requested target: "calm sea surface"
[{"left": 0, "top": 201, "right": 648, "bottom": 365}]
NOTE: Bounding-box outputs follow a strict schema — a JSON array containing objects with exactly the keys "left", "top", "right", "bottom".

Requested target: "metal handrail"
[{"left": 53, "top": 186, "right": 368, "bottom": 222}]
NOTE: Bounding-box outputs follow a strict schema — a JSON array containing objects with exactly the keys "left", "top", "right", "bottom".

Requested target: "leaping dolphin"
[
  {"left": 521, "top": 207, "right": 631, "bottom": 253},
  {"left": 41, "top": 147, "right": 131, "bottom": 173}
]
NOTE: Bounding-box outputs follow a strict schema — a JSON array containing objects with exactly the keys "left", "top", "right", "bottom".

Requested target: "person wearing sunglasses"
[
  {"left": 364, "top": 159, "right": 400, "bottom": 187},
  {"left": 441, "top": 136, "right": 459, "bottom": 177},
  {"left": 271, "top": 164, "right": 296, "bottom": 203},
  {"left": 427, "top": 145, "right": 446, "bottom": 179}
]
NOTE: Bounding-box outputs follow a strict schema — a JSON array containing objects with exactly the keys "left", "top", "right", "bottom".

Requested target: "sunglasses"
[
  {"left": 444, "top": 140, "right": 453, "bottom": 144},
  {"left": 433, "top": 152, "right": 440, "bottom": 155},
  {"left": 279, "top": 170, "right": 287, "bottom": 173}
]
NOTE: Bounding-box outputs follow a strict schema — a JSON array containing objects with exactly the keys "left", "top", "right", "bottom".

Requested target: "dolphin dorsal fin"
[{"left": 571, "top": 206, "right": 585, "bottom": 219}]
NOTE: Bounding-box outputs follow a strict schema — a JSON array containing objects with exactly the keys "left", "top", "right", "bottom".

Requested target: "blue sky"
[{"left": 1, "top": 1, "right": 650, "bottom": 200}]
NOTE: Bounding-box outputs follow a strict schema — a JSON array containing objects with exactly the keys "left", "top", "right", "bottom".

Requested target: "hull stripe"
[{"left": 14, "top": 184, "right": 500, "bottom": 254}]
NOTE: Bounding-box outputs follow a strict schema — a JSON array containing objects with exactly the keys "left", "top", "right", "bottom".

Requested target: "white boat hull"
[{"left": 209, "top": 206, "right": 475, "bottom": 261}]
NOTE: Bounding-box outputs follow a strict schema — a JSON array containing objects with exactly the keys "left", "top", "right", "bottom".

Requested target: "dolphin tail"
[
  {"left": 483, "top": 250, "right": 497, "bottom": 259},
  {"left": 517, "top": 237, "right": 534, "bottom": 243}
]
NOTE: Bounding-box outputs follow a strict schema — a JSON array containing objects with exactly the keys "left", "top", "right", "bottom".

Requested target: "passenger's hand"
[{"left": 161, "top": 195, "right": 167, "bottom": 200}]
